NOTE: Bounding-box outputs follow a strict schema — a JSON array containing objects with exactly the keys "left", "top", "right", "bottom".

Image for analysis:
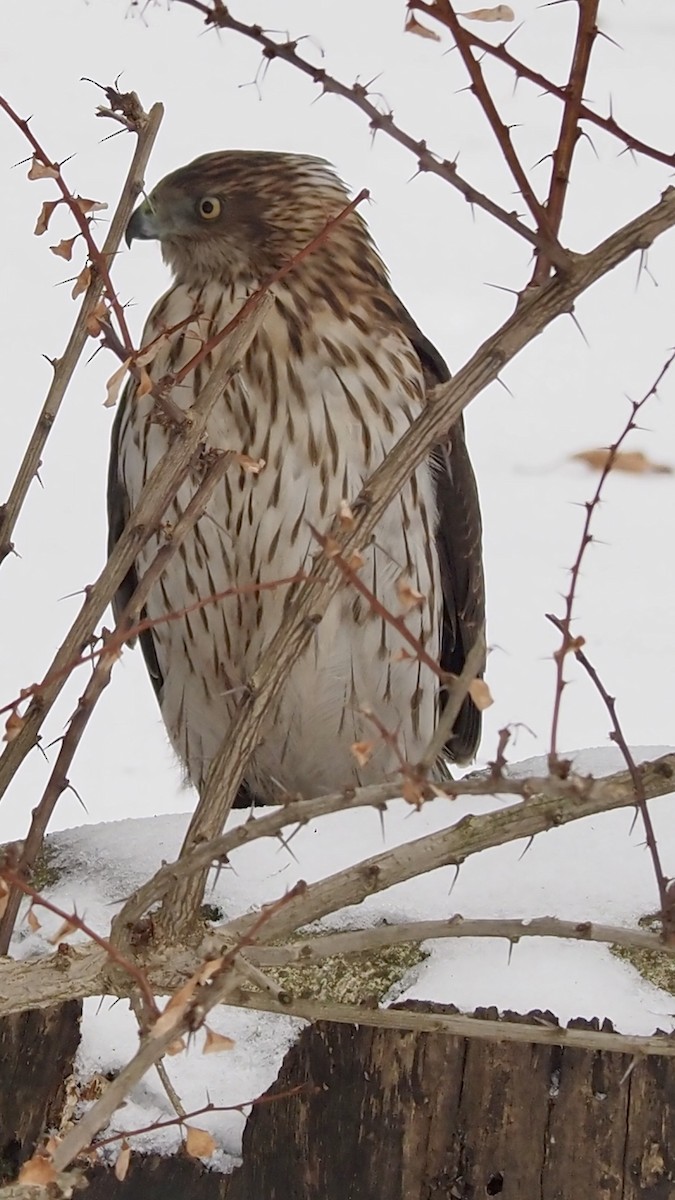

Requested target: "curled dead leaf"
[
  {"left": 104, "top": 359, "right": 131, "bottom": 409},
  {"left": 27, "top": 155, "right": 59, "bottom": 180},
  {"left": 235, "top": 452, "right": 266, "bottom": 475},
  {"left": 49, "top": 917, "right": 78, "bottom": 944},
  {"left": 396, "top": 576, "right": 426, "bottom": 612},
  {"left": 18, "top": 1156, "right": 56, "bottom": 1186},
  {"left": 184, "top": 1126, "right": 216, "bottom": 1159},
  {"left": 572, "top": 448, "right": 673, "bottom": 475},
  {"left": 3, "top": 710, "right": 25, "bottom": 743},
  {"left": 405, "top": 14, "right": 441, "bottom": 40},
  {"left": 50, "top": 235, "right": 78, "bottom": 261},
  {"left": 75, "top": 197, "right": 108, "bottom": 216},
  {"left": 468, "top": 678, "right": 493, "bottom": 711},
  {"left": 85, "top": 300, "right": 109, "bottom": 337},
  {"left": 338, "top": 498, "right": 355, "bottom": 527},
  {"left": 114, "top": 1141, "right": 131, "bottom": 1181},
  {"left": 34, "top": 199, "right": 59, "bottom": 236},
  {"left": 203, "top": 1025, "right": 236, "bottom": 1054},
  {"left": 137, "top": 366, "right": 154, "bottom": 398},
  {"left": 26, "top": 906, "right": 41, "bottom": 933},
  {"left": 0, "top": 880, "right": 9, "bottom": 920},
  {"left": 71, "top": 266, "right": 91, "bottom": 300},
  {"left": 351, "top": 739, "right": 375, "bottom": 767},
  {"left": 165, "top": 1036, "right": 187, "bottom": 1056},
  {"left": 461, "top": 4, "right": 515, "bottom": 20},
  {"left": 401, "top": 778, "right": 425, "bottom": 808}
]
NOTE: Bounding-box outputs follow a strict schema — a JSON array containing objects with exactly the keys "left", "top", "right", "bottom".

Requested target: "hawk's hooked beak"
[{"left": 125, "top": 200, "right": 160, "bottom": 248}]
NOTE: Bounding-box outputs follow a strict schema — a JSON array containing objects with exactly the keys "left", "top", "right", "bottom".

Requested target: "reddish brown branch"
[
  {"left": 432, "top": 1, "right": 568, "bottom": 272},
  {"left": 309, "top": 525, "right": 446, "bottom": 682},
  {"left": 0, "top": 94, "right": 136, "bottom": 355},
  {"left": 411, "top": 2, "right": 675, "bottom": 172},
  {"left": 548, "top": 347, "right": 675, "bottom": 769},
  {"left": 546, "top": 613, "right": 669, "bottom": 913},
  {"left": 0, "top": 865, "right": 159, "bottom": 1015},
  {"left": 86, "top": 1085, "right": 311, "bottom": 1152},
  {"left": 172, "top": 0, "right": 560, "bottom": 259},
  {"left": 532, "top": 0, "right": 599, "bottom": 283}
]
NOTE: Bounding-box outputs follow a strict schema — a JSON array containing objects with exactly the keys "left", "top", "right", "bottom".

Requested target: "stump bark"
[{"left": 4, "top": 1003, "right": 675, "bottom": 1198}]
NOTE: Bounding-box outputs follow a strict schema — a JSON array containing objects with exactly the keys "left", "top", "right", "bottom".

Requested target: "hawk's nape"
[{"left": 108, "top": 151, "right": 485, "bottom": 803}]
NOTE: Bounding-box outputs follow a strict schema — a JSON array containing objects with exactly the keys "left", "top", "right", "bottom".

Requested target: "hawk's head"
[{"left": 126, "top": 150, "right": 377, "bottom": 288}]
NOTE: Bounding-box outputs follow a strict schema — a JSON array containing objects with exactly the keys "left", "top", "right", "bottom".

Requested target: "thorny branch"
[
  {"left": 547, "top": 614, "right": 671, "bottom": 923},
  {"left": 410, "top": 2, "right": 675, "bottom": 172},
  {"left": 548, "top": 347, "right": 675, "bottom": 770},
  {"left": 171, "top": 0, "right": 568, "bottom": 264},
  {"left": 0, "top": 93, "right": 164, "bottom": 565}
]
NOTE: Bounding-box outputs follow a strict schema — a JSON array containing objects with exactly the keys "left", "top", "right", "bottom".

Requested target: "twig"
[
  {"left": 0, "top": 96, "right": 164, "bottom": 564},
  {"left": 418, "top": 632, "right": 486, "bottom": 770},
  {"left": 249, "top": 915, "right": 672, "bottom": 967},
  {"left": 172, "top": 0, "right": 565, "bottom": 260},
  {"left": 435, "top": 2, "right": 568, "bottom": 272},
  {"left": 411, "top": 2, "right": 675, "bottom": 171},
  {"left": 1, "top": 754, "right": 674, "bottom": 1021},
  {"left": 532, "top": 0, "right": 599, "bottom": 283},
  {"left": 548, "top": 347, "right": 675, "bottom": 768},
  {"left": 231, "top": 988, "right": 675, "bottom": 1059},
  {"left": 0, "top": 866, "right": 158, "bottom": 1016},
  {"left": 547, "top": 613, "right": 670, "bottom": 912}
]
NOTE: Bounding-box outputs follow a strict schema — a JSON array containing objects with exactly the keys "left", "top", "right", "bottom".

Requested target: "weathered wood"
[
  {"left": 0, "top": 1002, "right": 80, "bottom": 1182},
  {"left": 6, "top": 1004, "right": 674, "bottom": 1198}
]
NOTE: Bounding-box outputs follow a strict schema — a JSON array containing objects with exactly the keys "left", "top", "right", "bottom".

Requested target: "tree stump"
[{"left": 0, "top": 1001, "right": 81, "bottom": 1183}]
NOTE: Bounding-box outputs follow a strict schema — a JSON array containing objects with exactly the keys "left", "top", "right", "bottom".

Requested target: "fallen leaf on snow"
[
  {"left": 203, "top": 1025, "right": 236, "bottom": 1054},
  {"left": 184, "top": 1126, "right": 216, "bottom": 1159}
]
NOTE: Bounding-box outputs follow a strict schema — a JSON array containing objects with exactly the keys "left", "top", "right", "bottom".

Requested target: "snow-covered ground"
[{"left": 2, "top": 0, "right": 675, "bottom": 1164}]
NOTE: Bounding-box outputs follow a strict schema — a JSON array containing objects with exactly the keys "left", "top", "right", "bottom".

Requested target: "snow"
[{"left": 1, "top": 0, "right": 675, "bottom": 1167}]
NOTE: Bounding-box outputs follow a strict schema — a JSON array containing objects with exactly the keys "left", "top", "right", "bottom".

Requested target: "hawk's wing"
[
  {"left": 106, "top": 382, "right": 165, "bottom": 702},
  {"left": 398, "top": 306, "right": 486, "bottom": 763}
]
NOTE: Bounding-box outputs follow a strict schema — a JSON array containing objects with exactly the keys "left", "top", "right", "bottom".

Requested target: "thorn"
[{"left": 568, "top": 309, "right": 589, "bottom": 347}]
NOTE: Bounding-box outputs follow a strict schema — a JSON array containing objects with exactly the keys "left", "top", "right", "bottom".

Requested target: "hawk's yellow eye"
[{"left": 198, "top": 196, "right": 221, "bottom": 220}]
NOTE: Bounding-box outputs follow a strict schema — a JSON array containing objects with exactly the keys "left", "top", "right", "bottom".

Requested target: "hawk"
[{"left": 108, "top": 151, "right": 485, "bottom": 803}]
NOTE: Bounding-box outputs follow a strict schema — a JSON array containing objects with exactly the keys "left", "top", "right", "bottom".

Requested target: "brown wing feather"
[
  {"left": 396, "top": 305, "right": 485, "bottom": 762},
  {"left": 106, "top": 384, "right": 164, "bottom": 701}
]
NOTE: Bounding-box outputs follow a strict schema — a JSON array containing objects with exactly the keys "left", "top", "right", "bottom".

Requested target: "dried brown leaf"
[
  {"left": 203, "top": 1025, "right": 236, "bottom": 1054},
  {"left": 165, "top": 1036, "right": 187, "bottom": 1056},
  {"left": 235, "top": 452, "right": 266, "bottom": 475},
  {"left": 401, "top": 778, "right": 425, "bottom": 808},
  {"left": 34, "top": 199, "right": 59, "bottom": 236},
  {"left": 405, "top": 13, "right": 441, "bottom": 39},
  {"left": 347, "top": 550, "right": 365, "bottom": 571},
  {"left": 468, "top": 678, "right": 494, "bottom": 711},
  {"left": 49, "top": 917, "right": 78, "bottom": 944},
  {"left": 50, "top": 235, "right": 78, "bottom": 261},
  {"left": 137, "top": 366, "right": 153, "bottom": 398},
  {"left": 27, "top": 155, "right": 59, "bottom": 180},
  {"left": 26, "top": 906, "right": 41, "bottom": 932},
  {"left": 71, "top": 265, "right": 91, "bottom": 300},
  {"left": 114, "top": 1141, "right": 131, "bottom": 1181},
  {"left": 184, "top": 1126, "right": 216, "bottom": 1159},
  {"left": 0, "top": 880, "right": 9, "bottom": 920},
  {"left": 461, "top": 4, "right": 515, "bottom": 20},
  {"left": 18, "top": 1156, "right": 56, "bottom": 1185},
  {"left": 396, "top": 576, "right": 426, "bottom": 612},
  {"left": 85, "top": 300, "right": 109, "bottom": 337},
  {"left": 3, "top": 710, "right": 25, "bottom": 742},
  {"left": 351, "top": 739, "right": 375, "bottom": 767},
  {"left": 75, "top": 197, "right": 108, "bottom": 216},
  {"left": 104, "top": 359, "right": 131, "bottom": 409},
  {"left": 572, "top": 448, "right": 673, "bottom": 475},
  {"left": 338, "top": 498, "right": 355, "bottom": 527}
]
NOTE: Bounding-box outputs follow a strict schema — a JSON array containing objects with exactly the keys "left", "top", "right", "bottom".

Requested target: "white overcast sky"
[{"left": 1, "top": 1, "right": 674, "bottom": 840}]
